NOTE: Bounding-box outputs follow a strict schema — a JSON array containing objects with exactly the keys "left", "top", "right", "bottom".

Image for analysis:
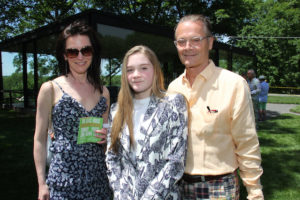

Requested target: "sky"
[{"left": 2, "top": 52, "right": 16, "bottom": 76}]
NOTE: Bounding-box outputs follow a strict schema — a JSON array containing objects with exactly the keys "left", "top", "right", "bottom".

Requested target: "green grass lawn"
[
  {"left": 256, "top": 114, "right": 300, "bottom": 199},
  {"left": 0, "top": 109, "right": 300, "bottom": 199},
  {"left": 268, "top": 95, "right": 300, "bottom": 104},
  {"left": 0, "top": 110, "right": 37, "bottom": 199},
  {"left": 290, "top": 105, "right": 300, "bottom": 113}
]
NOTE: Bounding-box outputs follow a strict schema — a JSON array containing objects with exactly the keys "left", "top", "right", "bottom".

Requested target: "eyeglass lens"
[
  {"left": 175, "top": 36, "right": 209, "bottom": 47},
  {"left": 65, "top": 46, "right": 93, "bottom": 58}
]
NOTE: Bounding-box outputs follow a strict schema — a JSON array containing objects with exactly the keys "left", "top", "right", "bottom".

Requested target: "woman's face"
[
  {"left": 126, "top": 52, "right": 154, "bottom": 99},
  {"left": 64, "top": 35, "right": 93, "bottom": 75}
]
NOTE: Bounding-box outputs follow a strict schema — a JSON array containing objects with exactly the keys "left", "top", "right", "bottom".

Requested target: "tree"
[
  {"left": 94, "top": 0, "right": 253, "bottom": 36},
  {"left": 0, "top": 0, "right": 27, "bottom": 40},
  {"left": 102, "top": 58, "right": 122, "bottom": 86},
  {"left": 12, "top": 54, "right": 57, "bottom": 77},
  {"left": 236, "top": 0, "right": 300, "bottom": 87},
  {"left": 4, "top": 0, "right": 298, "bottom": 90},
  {"left": 0, "top": 0, "right": 79, "bottom": 41},
  {"left": 0, "top": 0, "right": 81, "bottom": 87}
]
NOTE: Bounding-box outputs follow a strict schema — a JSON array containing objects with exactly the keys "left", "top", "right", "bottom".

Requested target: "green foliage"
[
  {"left": 0, "top": 0, "right": 256, "bottom": 42},
  {"left": 236, "top": 0, "right": 300, "bottom": 87},
  {"left": 1, "top": 0, "right": 299, "bottom": 90},
  {"left": 102, "top": 58, "right": 122, "bottom": 78},
  {"left": 3, "top": 71, "right": 50, "bottom": 90},
  {"left": 0, "top": 0, "right": 79, "bottom": 41},
  {"left": 102, "top": 75, "right": 121, "bottom": 87},
  {"left": 218, "top": 59, "right": 228, "bottom": 69},
  {"left": 13, "top": 53, "right": 57, "bottom": 76},
  {"left": 10, "top": 53, "right": 57, "bottom": 84},
  {"left": 3, "top": 73, "right": 25, "bottom": 91},
  {"left": 94, "top": 0, "right": 253, "bottom": 36},
  {"left": 0, "top": 0, "right": 27, "bottom": 40},
  {"left": 232, "top": 54, "right": 254, "bottom": 75}
]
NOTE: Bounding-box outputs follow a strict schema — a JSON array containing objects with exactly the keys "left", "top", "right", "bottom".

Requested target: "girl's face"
[
  {"left": 64, "top": 35, "right": 93, "bottom": 75},
  {"left": 126, "top": 53, "right": 154, "bottom": 99}
]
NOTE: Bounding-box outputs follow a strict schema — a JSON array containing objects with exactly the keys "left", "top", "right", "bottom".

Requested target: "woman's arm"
[
  {"left": 33, "top": 81, "right": 54, "bottom": 200},
  {"left": 95, "top": 86, "right": 110, "bottom": 145}
]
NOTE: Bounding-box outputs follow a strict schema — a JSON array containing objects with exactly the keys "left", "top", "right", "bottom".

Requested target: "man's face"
[
  {"left": 247, "top": 71, "right": 254, "bottom": 80},
  {"left": 175, "top": 21, "right": 213, "bottom": 69}
]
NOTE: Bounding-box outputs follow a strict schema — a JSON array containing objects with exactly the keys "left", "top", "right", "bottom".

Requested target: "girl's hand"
[{"left": 95, "top": 127, "right": 108, "bottom": 144}]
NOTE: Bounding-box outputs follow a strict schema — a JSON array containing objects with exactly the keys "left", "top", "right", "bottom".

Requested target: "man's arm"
[{"left": 231, "top": 79, "right": 264, "bottom": 200}]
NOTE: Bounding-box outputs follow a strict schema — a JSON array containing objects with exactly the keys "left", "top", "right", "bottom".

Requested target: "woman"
[
  {"left": 105, "top": 45, "right": 188, "bottom": 199},
  {"left": 33, "top": 20, "right": 112, "bottom": 200}
]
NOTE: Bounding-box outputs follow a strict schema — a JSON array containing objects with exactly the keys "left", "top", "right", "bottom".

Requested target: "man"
[
  {"left": 247, "top": 69, "right": 261, "bottom": 126},
  {"left": 168, "top": 14, "right": 264, "bottom": 199},
  {"left": 258, "top": 75, "right": 269, "bottom": 121}
]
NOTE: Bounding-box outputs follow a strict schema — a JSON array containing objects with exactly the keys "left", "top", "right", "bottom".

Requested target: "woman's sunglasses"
[{"left": 65, "top": 46, "right": 93, "bottom": 58}]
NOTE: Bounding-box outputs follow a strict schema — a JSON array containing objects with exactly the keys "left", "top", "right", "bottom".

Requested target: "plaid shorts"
[{"left": 180, "top": 171, "right": 240, "bottom": 200}]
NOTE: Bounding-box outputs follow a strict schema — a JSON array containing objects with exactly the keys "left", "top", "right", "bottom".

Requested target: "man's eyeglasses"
[
  {"left": 174, "top": 36, "right": 210, "bottom": 48},
  {"left": 65, "top": 46, "right": 93, "bottom": 58}
]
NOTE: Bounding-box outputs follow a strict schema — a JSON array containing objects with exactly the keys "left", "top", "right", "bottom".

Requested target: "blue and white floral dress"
[{"left": 46, "top": 81, "right": 112, "bottom": 200}]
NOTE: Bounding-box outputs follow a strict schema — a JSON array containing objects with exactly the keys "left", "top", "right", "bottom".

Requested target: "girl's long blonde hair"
[{"left": 110, "top": 45, "right": 165, "bottom": 153}]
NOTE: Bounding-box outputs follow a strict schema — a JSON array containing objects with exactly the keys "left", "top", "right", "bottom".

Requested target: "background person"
[
  {"left": 168, "top": 14, "right": 264, "bottom": 199},
  {"left": 33, "top": 20, "right": 112, "bottom": 200},
  {"left": 247, "top": 69, "right": 261, "bottom": 126},
  {"left": 105, "top": 45, "right": 188, "bottom": 199},
  {"left": 258, "top": 75, "right": 269, "bottom": 121}
]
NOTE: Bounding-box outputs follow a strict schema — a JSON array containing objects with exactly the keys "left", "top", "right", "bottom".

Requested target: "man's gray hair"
[
  {"left": 248, "top": 69, "right": 256, "bottom": 76},
  {"left": 174, "top": 14, "right": 213, "bottom": 37}
]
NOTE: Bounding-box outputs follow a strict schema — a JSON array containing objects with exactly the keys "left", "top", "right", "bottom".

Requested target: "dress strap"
[{"left": 52, "top": 80, "right": 66, "bottom": 94}]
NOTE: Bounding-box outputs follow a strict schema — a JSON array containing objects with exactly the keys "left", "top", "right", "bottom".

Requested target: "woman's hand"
[
  {"left": 38, "top": 183, "right": 50, "bottom": 200},
  {"left": 95, "top": 127, "right": 108, "bottom": 144}
]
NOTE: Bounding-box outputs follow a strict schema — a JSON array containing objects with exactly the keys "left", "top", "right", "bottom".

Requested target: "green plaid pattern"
[{"left": 180, "top": 171, "right": 240, "bottom": 200}]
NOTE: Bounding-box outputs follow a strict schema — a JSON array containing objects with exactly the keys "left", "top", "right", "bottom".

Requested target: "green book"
[{"left": 77, "top": 117, "right": 103, "bottom": 144}]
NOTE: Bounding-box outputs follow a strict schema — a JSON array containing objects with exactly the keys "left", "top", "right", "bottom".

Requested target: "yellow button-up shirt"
[{"left": 168, "top": 61, "right": 263, "bottom": 199}]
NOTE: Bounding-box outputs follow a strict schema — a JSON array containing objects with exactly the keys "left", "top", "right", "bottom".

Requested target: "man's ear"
[{"left": 208, "top": 36, "right": 214, "bottom": 50}]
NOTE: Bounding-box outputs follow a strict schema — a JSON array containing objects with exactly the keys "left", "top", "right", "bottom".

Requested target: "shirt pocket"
[
  {"left": 199, "top": 107, "right": 220, "bottom": 135},
  {"left": 202, "top": 106, "right": 219, "bottom": 123}
]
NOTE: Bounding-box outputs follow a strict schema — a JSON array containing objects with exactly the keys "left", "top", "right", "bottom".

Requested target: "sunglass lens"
[
  {"left": 66, "top": 49, "right": 79, "bottom": 58},
  {"left": 65, "top": 46, "right": 93, "bottom": 58},
  {"left": 81, "top": 46, "right": 93, "bottom": 56}
]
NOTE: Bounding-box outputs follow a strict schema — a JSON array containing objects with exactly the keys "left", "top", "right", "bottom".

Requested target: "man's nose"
[{"left": 184, "top": 40, "right": 193, "bottom": 48}]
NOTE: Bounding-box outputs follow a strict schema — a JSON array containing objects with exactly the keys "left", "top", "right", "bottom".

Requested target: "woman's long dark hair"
[{"left": 56, "top": 20, "right": 103, "bottom": 93}]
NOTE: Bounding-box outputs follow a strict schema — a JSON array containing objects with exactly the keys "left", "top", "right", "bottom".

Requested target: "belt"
[{"left": 182, "top": 173, "right": 232, "bottom": 183}]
